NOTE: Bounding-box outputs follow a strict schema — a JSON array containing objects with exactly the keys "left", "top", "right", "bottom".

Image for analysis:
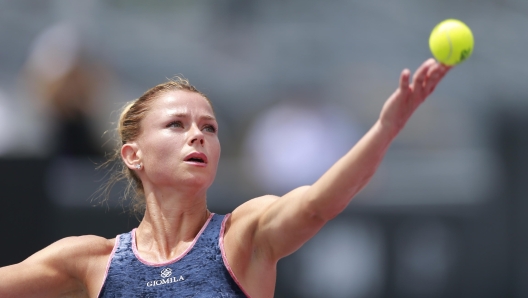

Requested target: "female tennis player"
[{"left": 0, "top": 58, "right": 450, "bottom": 297}]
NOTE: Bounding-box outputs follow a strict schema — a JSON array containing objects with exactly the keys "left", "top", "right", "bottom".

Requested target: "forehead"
[{"left": 148, "top": 90, "right": 214, "bottom": 117}]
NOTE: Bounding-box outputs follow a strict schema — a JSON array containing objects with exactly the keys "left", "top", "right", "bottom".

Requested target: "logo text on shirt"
[{"left": 146, "top": 268, "right": 185, "bottom": 287}]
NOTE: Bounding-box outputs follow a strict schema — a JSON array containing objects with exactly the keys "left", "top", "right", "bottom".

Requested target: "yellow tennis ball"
[{"left": 429, "top": 19, "right": 474, "bottom": 66}]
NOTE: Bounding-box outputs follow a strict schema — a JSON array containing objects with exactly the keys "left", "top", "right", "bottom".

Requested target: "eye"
[
  {"left": 203, "top": 124, "right": 217, "bottom": 133},
  {"left": 167, "top": 121, "right": 183, "bottom": 128}
]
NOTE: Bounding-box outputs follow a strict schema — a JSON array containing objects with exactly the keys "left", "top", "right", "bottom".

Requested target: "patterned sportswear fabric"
[{"left": 98, "top": 213, "right": 248, "bottom": 297}]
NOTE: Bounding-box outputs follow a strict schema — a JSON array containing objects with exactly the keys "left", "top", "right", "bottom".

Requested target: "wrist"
[{"left": 374, "top": 119, "right": 400, "bottom": 141}]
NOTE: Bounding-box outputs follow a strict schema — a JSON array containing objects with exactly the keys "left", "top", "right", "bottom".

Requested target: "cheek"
[
  {"left": 144, "top": 134, "right": 184, "bottom": 163},
  {"left": 211, "top": 139, "right": 221, "bottom": 162}
]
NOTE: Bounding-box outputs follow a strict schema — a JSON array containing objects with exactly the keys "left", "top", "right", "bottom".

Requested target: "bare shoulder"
[
  {"left": 50, "top": 235, "right": 116, "bottom": 257},
  {"left": 224, "top": 195, "right": 277, "bottom": 247},
  {"left": 222, "top": 187, "right": 311, "bottom": 297},
  {"left": 29, "top": 235, "right": 115, "bottom": 267},
  {"left": 27, "top": 235, "right": 116, "bottom": 286},
  {"left": 231, "top": 195, "right": 278, "bottom": 219},
  {"left": 227, "top": 186, "right": 311, "bottom": 240},
  {"left": 47, "top": 235, "right": 116, "bottom": 290}
]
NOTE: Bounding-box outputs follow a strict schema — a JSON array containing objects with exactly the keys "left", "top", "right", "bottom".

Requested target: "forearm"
[
  {"left": 256, "top": 60, "right": 449, "bottom": 260},
  {"left": 303, "top": 60, "right": 450, "bottom": 221},
  {"left": 305, "top": 119, "right": 396, "bottom": 220}
]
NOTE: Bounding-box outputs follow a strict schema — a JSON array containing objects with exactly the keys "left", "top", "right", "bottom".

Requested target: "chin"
[{"left": 179, "top": 174, "right": 214, "bottom": 189}]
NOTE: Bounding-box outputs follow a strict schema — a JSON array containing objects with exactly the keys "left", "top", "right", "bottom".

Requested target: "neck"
[{"left": 135, "top": 186, "right": 211, "bottom": 262}]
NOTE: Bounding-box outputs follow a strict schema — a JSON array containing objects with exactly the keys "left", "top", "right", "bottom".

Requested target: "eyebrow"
[{"left": 167, "top": 112, "right": 216, "bottom": 121}]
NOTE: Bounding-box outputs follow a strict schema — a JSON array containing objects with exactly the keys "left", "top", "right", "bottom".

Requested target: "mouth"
[{"left": 184, "top": 152, "right": 208, "bottom": 165}]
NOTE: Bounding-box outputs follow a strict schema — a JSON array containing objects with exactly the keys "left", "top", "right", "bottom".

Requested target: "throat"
[
  {"left": 135, "top": 237, "right": 195, "bottom": 264},
  {"left": 134, "top": 210, "right": 211, "bottom": 263}
]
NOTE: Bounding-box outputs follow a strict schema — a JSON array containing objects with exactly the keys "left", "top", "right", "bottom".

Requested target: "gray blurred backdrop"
[{"left": 0, "top": 0, "right": 527, "bottom": 297}]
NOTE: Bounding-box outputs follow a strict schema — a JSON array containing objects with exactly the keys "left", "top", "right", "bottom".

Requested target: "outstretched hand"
[{"left": 379, "top": 58, "right": 451, "bottom": 136}]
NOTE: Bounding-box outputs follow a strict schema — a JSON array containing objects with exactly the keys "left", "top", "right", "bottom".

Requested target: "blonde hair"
[{"left": 100, "top": 76, "right": 211, "bottom": 214}]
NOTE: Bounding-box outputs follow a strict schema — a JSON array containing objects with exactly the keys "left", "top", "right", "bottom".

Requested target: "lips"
[{"left": 184, "top": 152, "right": 208, "bottom": 165}]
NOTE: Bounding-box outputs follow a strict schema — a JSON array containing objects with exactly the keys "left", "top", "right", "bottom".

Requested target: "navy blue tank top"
[{"left": 98, "top": 213, "right": 248, "bottom": 297}]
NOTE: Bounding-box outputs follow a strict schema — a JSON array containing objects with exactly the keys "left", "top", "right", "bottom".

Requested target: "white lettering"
[{"left": 146, "top": 275, "right": 185, "bottom": 287}]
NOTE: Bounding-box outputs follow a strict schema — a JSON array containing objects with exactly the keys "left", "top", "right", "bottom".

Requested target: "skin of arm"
[
  {"left": 237, "top": 59, "right": 451, "bottom": 262},
  {"left": 0, "top": 235, "right": 113, "bottom": 298}
]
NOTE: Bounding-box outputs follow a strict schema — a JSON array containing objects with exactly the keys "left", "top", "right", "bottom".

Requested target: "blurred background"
[{"left": 0, "top": 0, "right": 526, "bottom": 297}]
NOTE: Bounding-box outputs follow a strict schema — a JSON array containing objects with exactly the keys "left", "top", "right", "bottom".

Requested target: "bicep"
[
  {"left": 0, "top": 240, "right": 85, "bottom": 297},
  {"left": 254, "top": 186, "right": 328, "bottom": 261}
]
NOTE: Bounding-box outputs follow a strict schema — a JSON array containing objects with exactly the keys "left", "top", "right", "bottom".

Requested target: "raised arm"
[
  {"left": 306, "top": 59, "right": 450, "bottom": 220},
  {"left": 237, "top": 59, "right": 451, "bottom": 262}
]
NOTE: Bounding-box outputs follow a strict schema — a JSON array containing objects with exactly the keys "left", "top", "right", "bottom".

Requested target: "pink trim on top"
[
  {"left": 96, "top": 236, "right": 120, "bottom": 298},
  {"left": 220, "top": 213, "right": 252, "bottom": 298},
  {"left": 131, "top": 212, "right": 214, "bottom": 267}
]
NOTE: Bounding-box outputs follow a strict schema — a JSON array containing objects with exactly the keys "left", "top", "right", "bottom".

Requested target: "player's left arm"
[{"left": 249, "top": 59, "right": 451, "bottom": 261}]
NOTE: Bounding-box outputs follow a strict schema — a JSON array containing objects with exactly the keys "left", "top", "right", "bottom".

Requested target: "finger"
[
  {"left": 399, "top": 68, "right": 411, "bottom": 97},
  {"left": 416, "top": 58, "right": 436, "bottom": 77},
  {"left": 412, "top": 59, "right": 435, "bottom": 84},
  {"left": 411, "top": 62, "right": 432, "bottom": 96},
  {"left": 428, "top": 62, "right": 451, "bottom": 77},
  {"left": 400, "top": 68, "right": 411, "bottom": 88},
  {"left": 425, "top": 63, "right": 444, "bottom": 86},
  {"left": 425, "top": 67, "right": 449, "bottom": 95},
  {"left": 426, "top": 61, "right": 443, "bottom": 77},
  {"left": 425, "top": 64, "right": 451, "bottom": 95}
]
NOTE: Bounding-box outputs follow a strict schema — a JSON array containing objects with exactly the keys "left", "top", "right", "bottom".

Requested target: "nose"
[{"left": 188, "top": 124, "right": 204, "bottom": 146}]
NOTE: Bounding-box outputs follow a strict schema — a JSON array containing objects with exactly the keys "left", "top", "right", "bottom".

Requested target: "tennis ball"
[{"left": 429, "top": 19, "right": 474, "bottom": 66}]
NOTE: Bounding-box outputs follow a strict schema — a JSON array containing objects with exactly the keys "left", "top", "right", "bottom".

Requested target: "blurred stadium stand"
[{"left": 1, "top": 0, "right": 528, "bottom": 297}]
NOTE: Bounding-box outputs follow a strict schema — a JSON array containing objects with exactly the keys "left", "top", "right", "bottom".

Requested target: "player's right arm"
[{"left": 0, "top": 235, "right": 112, "bottom": 298}]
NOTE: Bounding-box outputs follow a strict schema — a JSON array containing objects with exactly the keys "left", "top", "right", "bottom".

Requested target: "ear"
[{"left": 121, "top": 142, "right": 141, "bottom": 170}]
